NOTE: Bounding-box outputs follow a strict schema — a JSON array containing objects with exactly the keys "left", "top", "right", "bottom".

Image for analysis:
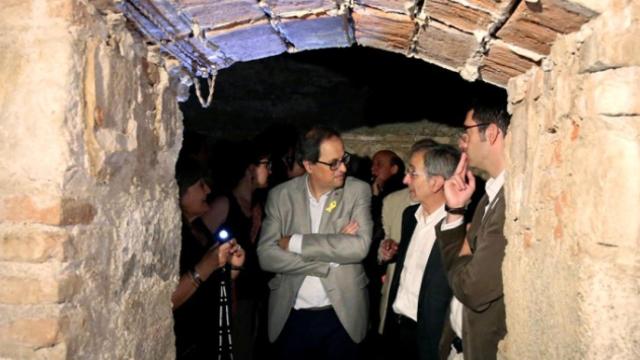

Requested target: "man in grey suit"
[
  {"left": 257, "top": 126, "right": 373, "bottom": 360},
  {"left": 436, "top": 100, "right": 510, "bottom": 360}
]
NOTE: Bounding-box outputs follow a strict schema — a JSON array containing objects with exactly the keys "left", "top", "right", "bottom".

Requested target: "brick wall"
[
  {"left": 502, "top": 1, "right": 640, "bottom": 358},
  {"left": 0, "top": 1, "right": 183, "bottom": 358}
]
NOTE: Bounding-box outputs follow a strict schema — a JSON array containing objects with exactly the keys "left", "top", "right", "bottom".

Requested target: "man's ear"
[
  {"left": 487, "top": 123, "right": 500, "bottom": 144},
  {"left": 430, "top": 175, "right": 445, "bottom": 192},
  {"left": 302, "top": 160, "right": 313, "bottom": 174},
  {"left": 390, "top": 164, "right": 399, "bottom": 175}
]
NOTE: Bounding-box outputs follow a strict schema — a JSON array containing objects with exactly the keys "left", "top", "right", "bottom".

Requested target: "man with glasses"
[
  {"left": 436, "top": 101, "right": 510, "bottom": 360},
  {"left": 257, "top": 126, "right": 373, "bottom": 360},
  {"left": 379, "top": 141, "right": 459, "bottom": 360}
]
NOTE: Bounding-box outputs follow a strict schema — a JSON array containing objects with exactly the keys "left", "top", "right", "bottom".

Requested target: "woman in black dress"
[
  {"left": 205, "top": 143, "right": 272, "bottom": 360},
  {"left": 172, "top": 156, "right": 245, "bottom": 359}
]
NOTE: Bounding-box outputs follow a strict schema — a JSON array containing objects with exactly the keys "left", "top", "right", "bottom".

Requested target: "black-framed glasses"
[
  {"left": 460, "top": 122, "right": 491, "bottom": 141},
  {"left": 316, "top": 153, "right": 351, "bottom": 171},
  {"left": 258, "top": 159, "right": 272, "bottom": 171},
  {"left": 463, "top": 123, "right": 491, "bottom": 131}
]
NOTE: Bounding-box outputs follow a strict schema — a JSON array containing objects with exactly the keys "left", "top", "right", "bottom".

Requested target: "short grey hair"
[{"left": 410, "top": 143, "right": 460, "bottom": 179}]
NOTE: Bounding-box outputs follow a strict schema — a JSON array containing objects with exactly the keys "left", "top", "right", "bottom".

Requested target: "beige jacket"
[
  {"left": 377, "top": 188, "right": 414, "bottom": 334},
  {"left": 257, "top": 174, "right": 373, "bottom": 343}
]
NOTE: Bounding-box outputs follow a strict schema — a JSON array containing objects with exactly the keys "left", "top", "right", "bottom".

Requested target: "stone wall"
[
  {"left": 0, "top": 1, "right": 183, "bottom": 358},
  {"left": 343, "top": 120, "right": 460, "bottom": 160},
  {"left": 2, "top": 0, "right": 638, "bottom": 359},
  {"left": 502, "top": 0, "right": 639, "bottom": 358}
]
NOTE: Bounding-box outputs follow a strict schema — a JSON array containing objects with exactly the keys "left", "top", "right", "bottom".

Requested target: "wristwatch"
[
  {"left": 445, "top": 204, "right": 466, "bottom": 215},
  {"left": 191, "top": 269, "right": 203, "bottom": 286}
]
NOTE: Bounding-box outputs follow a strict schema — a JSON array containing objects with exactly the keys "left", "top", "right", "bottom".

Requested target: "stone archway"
[
  {"left": 118, "top": 0, "right": 597, "bottom": 88},
  {"left": 1, "top": 0, "right": 638, "bottom": 359}
]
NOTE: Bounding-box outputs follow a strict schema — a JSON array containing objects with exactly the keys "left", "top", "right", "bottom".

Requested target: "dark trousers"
[
  {"left": 277, "top": 308, "right": 359, "bottom": 360},
  {"left": 383, "top": 312, "right": 418, "bottom": 360}
]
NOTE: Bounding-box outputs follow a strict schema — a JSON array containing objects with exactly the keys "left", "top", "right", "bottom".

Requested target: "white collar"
[
  {"left": 414, "top": 203, "right": 447, "bottom": 225},
  {"left": 485, "top": 170, "right": 506, "bottom": 204},
  {"left": 306, "top": 178, "right": 331, "bottom": 203}
]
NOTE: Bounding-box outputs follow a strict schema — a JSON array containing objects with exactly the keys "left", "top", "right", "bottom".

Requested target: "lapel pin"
[{"left": 325, "top": 200, "right": 337, "bottom": 213}]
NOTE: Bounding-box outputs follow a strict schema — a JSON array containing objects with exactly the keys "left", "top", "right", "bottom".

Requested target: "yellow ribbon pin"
[{"left": 325, "top": 200, "right": 337, "bottom": 213}]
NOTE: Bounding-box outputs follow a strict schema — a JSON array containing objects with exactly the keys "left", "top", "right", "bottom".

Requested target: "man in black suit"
[{"left": 379, "top": 141, "right": 460, "bottom": 360}]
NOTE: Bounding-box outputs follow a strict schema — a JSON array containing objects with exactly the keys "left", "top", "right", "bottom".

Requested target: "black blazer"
[{"left": 385, "top": 204, "right": 453, "bottom": 360}]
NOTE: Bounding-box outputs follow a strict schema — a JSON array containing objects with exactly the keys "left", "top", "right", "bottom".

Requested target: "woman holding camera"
[{"left": 172, "top": 156, "right": 245, "bottom": 360}]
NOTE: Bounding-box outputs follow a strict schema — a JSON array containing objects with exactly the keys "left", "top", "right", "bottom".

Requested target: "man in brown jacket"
[{"left": 436, "top": 101, "right": 510, "bottom": 360}]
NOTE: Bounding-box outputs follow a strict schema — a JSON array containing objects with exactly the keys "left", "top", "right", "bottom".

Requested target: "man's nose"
[
  {"left": 403, "top": 173, "right": 410, "bottom": 185},
  {"left": 458, "top": 137, "right": 467, "bottom": 151},
  {"left": 339, "top": 161, "right": 347, "bottom": 173}
]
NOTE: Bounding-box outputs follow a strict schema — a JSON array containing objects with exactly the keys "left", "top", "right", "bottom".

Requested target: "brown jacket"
[{"left": 436, "top": 189, "right": 507, "bottom": 360}]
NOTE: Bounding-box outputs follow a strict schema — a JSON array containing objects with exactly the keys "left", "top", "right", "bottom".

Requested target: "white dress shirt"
[
  {"left": 447, "top": 170, "right": 506, "bottom": 339},
  {"left": 288, "top": 181, "right": 333, "bottom": 309},
  {"left": 392, "top": 204, "right": 447, "bottom": 321}
]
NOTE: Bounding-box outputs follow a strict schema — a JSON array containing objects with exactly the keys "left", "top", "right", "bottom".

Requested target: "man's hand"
[
  {"left": 379, "top": 238, "right": 399, "bottom": 262},
  {"left": 340, "top": 220, "right": 360, "bottom": 235},
  {"left": 278, "top": 235, "right": 291, "bottom": 250},
  {"left": 372, "top": 179, "right": 383, "bottom": 196},
  {"left": 444, "top": 153, "right": 475, "bottom": 222}
]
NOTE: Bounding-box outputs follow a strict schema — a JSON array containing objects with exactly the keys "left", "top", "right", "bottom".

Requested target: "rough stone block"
[
  {"left": 352, "top": 5, "right": 415, "bottom": 53},
  {"left": 507, "top": 68, "right": 535, "bottom": 106},
  {"left": 206, "top": 20, "right": 287, "bottom": 62},
  {"left": 356, "top": 0, "right": 415, "bottom": 15},
  {"left": 497, "top": 0, "right": 598, "bottom": 54},
  {"left": 414, "top": 21, "right": 479, "bottom": 71},
  {"left": 0, "top": 263, "right": 79, "bottom": 305},
  {"left": 423, "top": 0, "right": 495, "bottom": 33},
  {"left": 480, "top": 41, "right": 539, "bottom": 87},
  {"left": 2, "top": 0, "right": 79, "bottom": 30},
  {"left": 0, "top": 342, "right": 67, "bottom": 360},
  {"left": 580, "top": 67, "right": 640, "bottom": 116},
  {"left": 0, "top": 317, "right": 60, "bottom": 348},
  {"left": 264, "top": 0, "right": 335, "bottom": 17},
  {"left": 0, "top": 227, "right": 70, "bottom": 262},
  {"left": 579, "top": 3, "right": 640, "bottom": 72},
  {"left": 0, "top": 196, "right": 96, "bottom": 226},
  {"left": 280, "top": 15, "right": 354, "bottom": 51},
  {"left": 0, "top": 276, "right": 58, "bottom": 304},
  {"left": 176, "top": 0, "right": 265, "bottom": 29}
]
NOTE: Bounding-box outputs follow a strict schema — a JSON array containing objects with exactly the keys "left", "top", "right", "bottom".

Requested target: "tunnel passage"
[{"left": 2, "top": 0, "right": 639, "bottom": 359}]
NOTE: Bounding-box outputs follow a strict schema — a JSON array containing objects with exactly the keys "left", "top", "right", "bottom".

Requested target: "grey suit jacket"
[
  {"left": 257, "top": 174, "right": 373, "bottom": 343},
  {"left": 436, "top": 189, "right": 507, "bottom": 360}
]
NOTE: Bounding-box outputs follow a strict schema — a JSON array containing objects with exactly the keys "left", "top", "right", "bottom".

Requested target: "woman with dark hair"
[
  {"left": 205, "top": 141, "right": 272, "bottom": 360},
  {"left": 172, "top": 156, "right": 245, "bottom": 360}
]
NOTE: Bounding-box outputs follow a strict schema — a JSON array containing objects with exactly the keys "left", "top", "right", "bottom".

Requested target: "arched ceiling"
[{"left": 112, "top": 0, "right": 598, "bottom": 87}]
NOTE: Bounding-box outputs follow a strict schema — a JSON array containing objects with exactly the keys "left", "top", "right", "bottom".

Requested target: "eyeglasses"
[
  {"left": 463, "top": 123, "right": 491, "bottom": 131},
  {"left": 459, "top": 122, "right": 491, "bottom": 141},
  {"left": 258, "top": 160, "right": 272, "bottom": 171},
  {"left": 316, "top": 153, "right": 351, "bottom": 171},
  {"left": 405, "top": 168, "right": 425, "bottom": 179}
]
